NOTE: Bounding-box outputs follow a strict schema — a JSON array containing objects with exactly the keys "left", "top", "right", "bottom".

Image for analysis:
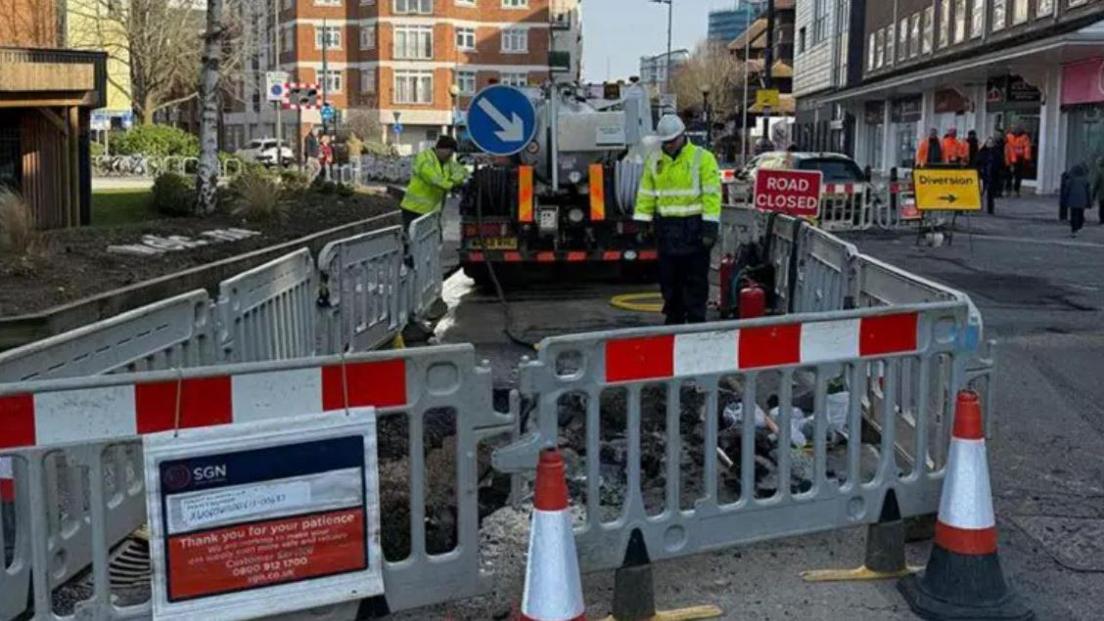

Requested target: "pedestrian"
[
  {"left": 635, "top": 114, "right": 722, "bottom": 325},
  {"left": 942, "top": 128, "right": 967, "bottom": 166},
  {"left": 1005, "top": 126, "right": 1032, "bottom": 197},
  {"left": 1060, "top": 162, "right": 1093, "bottom": 237},
  {"left": 304, "top": 129, "right": 320, "bottom": 173},
  {"left": 1093, "top": 155, "right": 1104, "bottom": 225},
  {"left": 319, "top": 134, "right": 334, "bottom": 180},
  {"left": 992, "top": 128, "right": 1006, "bottom": 197},
  {"left": 347, "top": 131, "right": 364, "bottom": 163},
  {"left": 966, "top": 130, "right": 980, "bottom": 168},
  {"left": 916, "top": 128, "right": 943, "bottom": 168},
  {"left": 976, "top": 138, "right": 1004, "bottom": 215},
  {"left": 400, "top": 135, "right": 469, "bottom": 229}
]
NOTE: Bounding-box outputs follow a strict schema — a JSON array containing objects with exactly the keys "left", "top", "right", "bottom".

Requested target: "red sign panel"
[{"left": 754, "top": 169, "right": 823, "bottom": 217}]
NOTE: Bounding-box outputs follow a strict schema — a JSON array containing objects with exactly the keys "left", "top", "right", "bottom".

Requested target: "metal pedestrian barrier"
[
  {"left": 317, "top": 226, "right": 406, "bottom": 354},
  {"left": 407, "top": 212, "right": 444, "bottom": 322},
  {"left": 0, "top": 347, "right": 515, "bottom": 619},
  {"left": 818, "top": 184, "right": 874, "bottom": 232}
]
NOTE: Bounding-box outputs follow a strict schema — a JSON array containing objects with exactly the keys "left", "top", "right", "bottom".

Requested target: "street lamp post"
[
  {"left": 448, "top": 84, "right": 460, "bottom": 138},
  {"left": 650, "top": 0, "right": 673, "bottom": 94},
  {"left": 701, "top": 84, "right": 712, "bottom": 149}
]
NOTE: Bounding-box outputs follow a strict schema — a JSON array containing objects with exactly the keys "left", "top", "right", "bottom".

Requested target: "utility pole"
[
  {"left": 665, "top": 0, "right": 673, "bottom": 94},
  {"left": 273, "top": 0, "right": 282, "bottom": 166},
  {"left": 321, "top": 17, "right": 329, "bottom": 136},
  {"left": 741, "top": 2, "right": 752, "bottom": 163},
  {"left": 761, "top": 0, "right": 775, "bottom": 148}
]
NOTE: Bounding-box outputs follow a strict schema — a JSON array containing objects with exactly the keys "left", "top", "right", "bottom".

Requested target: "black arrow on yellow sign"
[{"left": 937, "top": 194, "right": 958, "bottom": 204}]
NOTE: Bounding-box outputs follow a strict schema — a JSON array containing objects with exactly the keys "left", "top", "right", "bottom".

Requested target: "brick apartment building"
[{"left": 223, "top": 0, "right": 580, "bottom": 155}]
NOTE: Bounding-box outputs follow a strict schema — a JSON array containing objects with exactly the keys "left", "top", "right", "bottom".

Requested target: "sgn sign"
[{"left": 754, "top": 169, "right": 823, "bottom": 217}]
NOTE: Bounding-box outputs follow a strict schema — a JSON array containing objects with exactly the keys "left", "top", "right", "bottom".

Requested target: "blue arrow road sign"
[
  {"left": 467, "top": 85, "right": 537, "bottom": 156},
  {"left": 321, "top": 104, "right": 335, "bottom": 122},
  {"left": 393, "top": 123, "right": 404, "bottom": 135}
]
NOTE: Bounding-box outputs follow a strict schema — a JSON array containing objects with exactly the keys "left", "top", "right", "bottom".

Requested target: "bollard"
[{"left": 889, "top": 167, "right": 899, "bottom": 227}]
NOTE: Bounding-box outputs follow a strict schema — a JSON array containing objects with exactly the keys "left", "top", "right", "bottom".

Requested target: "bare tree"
[
  {"left": 670, "top": 42, "right": 747, "bottom": 121},
  {"left": 195, "top": 0, "right": 225, "bottom": 214}
]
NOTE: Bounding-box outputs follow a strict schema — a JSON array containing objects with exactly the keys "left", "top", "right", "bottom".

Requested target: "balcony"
[{"left": 0, "top": 47, "right": 107, "bottom": 107}]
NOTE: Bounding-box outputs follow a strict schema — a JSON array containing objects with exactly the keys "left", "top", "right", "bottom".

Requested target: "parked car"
[
  {"left": 735, "top": 151, "right": 867, "bottom": 185},
  {"left": 235, "top": 139, "right": 294, "bottom": 167}
]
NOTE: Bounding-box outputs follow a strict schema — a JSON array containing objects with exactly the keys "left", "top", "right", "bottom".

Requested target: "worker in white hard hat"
[{"left": 634, "top": 114, "right": 723, "bottom": 324}]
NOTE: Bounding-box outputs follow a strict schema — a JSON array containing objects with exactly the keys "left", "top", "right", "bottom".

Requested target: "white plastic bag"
[{"left": 826, "top": 391, "right": 850, "bottom": 437}]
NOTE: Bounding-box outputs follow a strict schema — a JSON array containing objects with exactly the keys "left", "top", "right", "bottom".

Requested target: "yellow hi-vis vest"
[
  {"left": 400, "top": 149, "right": 470, "bottom": 215},
  {"left": 633, "top": 143, "right": 722, "bottom": 224}
]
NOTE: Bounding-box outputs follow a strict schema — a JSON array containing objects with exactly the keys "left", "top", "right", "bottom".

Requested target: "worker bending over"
[
  {"left": 634, "top": 115, "right": 723, "bottom": 325},
  {"left": 400, "top": 135, "right": 469, "bottom": 228}
]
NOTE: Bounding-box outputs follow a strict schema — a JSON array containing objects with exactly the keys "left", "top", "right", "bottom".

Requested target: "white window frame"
[
  {"left": 393, "top": 25, "right": 434, "bottom": 59},
  {"left": 938, "top": 0, "right": 951, "bottom": 48},
  {"left": 897, "top": 18, "right": 907, "bottom": 61},
  {"left": 501, "top": 28, "right": 528, "bottom": 53},
  {"left": 875, "top": 28, "right": 885, "bottom": 68},
  {"left": 455, "top": 0, "right": 475, "bottom": 5},
  {"left": 314, "top": 26, "right": 342, "bottom": 50},
  {"left": 359, "top": 26, "right": 375, "bottom": 50},
  {"left": 456, "top": 26, "right": 475, "bottom": 51},
  {"left": 970, "top": 0, "right": 984, "bottom": 38},
  {"left": 393, "top": 70, "right": 434, "bottom": 104},
  {"left": 502, "top": 0, "right": 527, "bottom": 8},
  {"left": 1069, "top": 0, "right": 1089, "bottom": 7},
  {"left": 360, "top": 69, "right": 375, "bottom": 94},
  {"left": 499, "top": 71, "right": 527, "bottom": 87},
  {"left": 282, "top": 25, "right": 295, "bottom": 53},
  {"left": 992, "top": 0, "right": 1007, "bottom": 32},
  {"left": 909, "top": 13, "right": 921, "bottom": 58},
  {"left": 868, "top": 32, "right": 876, "bottom": 69},
  {"left": 1037, "top": 0, "right": 1055, "bottom": 17},
  {"left": 953, "top": 0, "right": 966, "bottom": 43},
  {"left": 885, "top": 25, "right": 895, "bottom": 65},
  {"left": 1012, "top": 0, "right": 1028, "bottom": 25},
  {"left": 456, "top": 70, "right": 476, "bottom": 95},
  {"left": 360, "top": 0, "right": 375, "bottom": 4},
  {"left": 394, "top": 0, "right": 432, "bottom": 14},
  {"left": 322, "top": 70, "right": 342, "bottom": 94},
  {"left": 922, "top": 5, "right": 934, "bottom": 53},
  {"left": 314, "top": 0, "right": 341, "bottom": 6}
]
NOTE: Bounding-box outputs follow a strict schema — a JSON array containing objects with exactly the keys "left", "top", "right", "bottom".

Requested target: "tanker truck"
[{"left": 458, "top": 81, "right": 661, "bottom": 286}]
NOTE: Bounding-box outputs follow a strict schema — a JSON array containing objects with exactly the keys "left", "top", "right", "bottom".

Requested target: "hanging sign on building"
[
  {"left": 144, "top": 409, "right": 383, "bottom": 621},
  {"left": 1061, "top": 58, "right": 1104, "bottom": 106},
  {"left": 912, "top": 169, "right": 982, "bottom": 211}
]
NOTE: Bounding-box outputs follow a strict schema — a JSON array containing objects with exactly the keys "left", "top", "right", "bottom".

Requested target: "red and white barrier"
[
  {"left": 0, "top": 359, "right": 407, "bottom": 450},
  {"left": 604, "top": 312, "right": 919, "bottom": 383},
  {"left": 520, "top": 449, "right": 586, "bottom": 621}
]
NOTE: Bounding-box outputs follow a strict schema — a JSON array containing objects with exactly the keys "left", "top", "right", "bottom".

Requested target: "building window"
[
  {"left": 456, "top": 70, "right": 476, "bottom": 94},
  {"left": 909, "top": 13, "right": 921, "bottom": 58},
  {"left": 813, "top": 0, "right": 828, "bottom": 43},
  {"left": 499, "top": 72, "right": 527, "bottom": 87},
  {"left": 360, "top": 0, "right": 375, "bottom": 4},
  {"left": 360, "top": 26, "right": 375, "bottom": 50},
  {"left": 938, "top": 0, "right": 950, "bottom": 47},
  {"left": 875, "top": 29, "right": 884, "bottom": 68},
  {"left": 502, "top": 0, "right": 527, "bottom": 7},
  {"left": 322, "top": 70, "right": 342, "bottom": 93},
  {"left": 868, "top": 32, "right": 876, "bottom": 69},
  {"left": 501, "top": 28, "right": 528, "bottom": 53},
  {"left": 798, "top": 27, "right": 806, "bottom": 54},
  {"left": 314, "top": 0, "right": 341, "bottom": 6},
  {"left": 992, "top": 0, "right": 1006, "bottom": 31},
  {"left": 970, "top": 0, "right": 984, "bottom": 38},
  {"left": 315, "top": 26, "right": 342, "bottom": 50},
  {"left": 1037, "top": 0, "right": 1054, "bottom": 17},
  {"left": 283, "top": 26, "right": 295, "bottom": 53},
  {"left": 885, "top": 25, "right": 894, "bottom": 66},
  {"left": 394, "top": 0, "right": 432, "bottom": 14},
  {"left": 898, "top": 18, "right": 907, "bottom": 61},
  {"left": 456, "top": 26, "right": 475, "bottom": 50},
  {"left": 394, "top": 70, "right": 433, "bottom": 104},
  {"left": 455, "top": 0, "right": 475, "bottom": 5},
  {"left": 360, "top": 69, "right": 375, "bottom": 94},
  {"left": 394, "top": 25, "right": 433, "bottom": 59},
  {"left": 1069, "top": 0, "right": 1089, "bottom": 6},
  {"left": 953, "top": 0, "right": 966, "bottom": 42},
  {"left": 922, "top": 6, "right": 934, "bottom": 53},
  {"left": 1012, "top": 0, "right": 1028, "bottom": 24},
  {"left": 282, "top": 0, "right": 293, "bottom": 9}
]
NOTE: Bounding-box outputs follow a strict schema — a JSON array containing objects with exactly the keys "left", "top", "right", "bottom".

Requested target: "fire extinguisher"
[
  {"left": 719, "top": 253, "right": 736, "bottom": 318},
  {"left": 739, "top": 280, "right": 766, "bottom": 319}
]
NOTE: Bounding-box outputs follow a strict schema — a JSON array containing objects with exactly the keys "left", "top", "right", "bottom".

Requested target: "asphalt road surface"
[{"left": 397, "top": 196, "right": 1104, "bottom": 620}]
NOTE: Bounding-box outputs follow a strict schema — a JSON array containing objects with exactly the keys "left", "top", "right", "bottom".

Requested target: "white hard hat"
[{"left": 655, "top": 114, "right": 686, "bottom": 142}]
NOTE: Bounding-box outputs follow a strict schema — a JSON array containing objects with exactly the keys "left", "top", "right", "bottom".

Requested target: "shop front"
[
  {"left": 890, "top": 95, "right": 921, "bottom": 170},
  {"left": 1062, "top": 57, "right": 1104, "bottom": 171},
  {"left": 986, "top": 75, "right": 1042, "bottom": 181}
]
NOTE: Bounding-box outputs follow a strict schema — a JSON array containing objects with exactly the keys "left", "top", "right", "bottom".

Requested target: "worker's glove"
[{"left": 702, "top": 221, "right": 719, "bottom": 250}]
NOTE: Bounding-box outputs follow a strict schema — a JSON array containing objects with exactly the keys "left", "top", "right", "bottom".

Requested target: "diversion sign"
[
  {"left": 913, "top": 169, "right": 982, "bottom": 211},
  {"left": 144, "top": 410, "right": 383, "bottom": 620}
]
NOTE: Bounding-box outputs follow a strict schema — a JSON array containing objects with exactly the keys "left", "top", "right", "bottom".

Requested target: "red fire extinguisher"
[
  {"left": 719, "top": 254, "right": 736, "bottom": 318},
  {"left": 739, "top": 280, "right": 766, "bottom": 319}
]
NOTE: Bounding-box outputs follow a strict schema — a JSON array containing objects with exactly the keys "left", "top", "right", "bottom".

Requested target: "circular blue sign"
[{"left": 467, "top": 85, "right": 538, "bottom": 156}]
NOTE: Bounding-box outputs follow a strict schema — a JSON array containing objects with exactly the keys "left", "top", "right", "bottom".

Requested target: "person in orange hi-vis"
[
  {"left": 941, "top": 128, "right": 968, "bottom": 166},
  {"left": 1005, "top": 126, "right": 1033, "bottom": 197},
  {"left": 916, "top": 128, "right": 943, "bottom": 168}
]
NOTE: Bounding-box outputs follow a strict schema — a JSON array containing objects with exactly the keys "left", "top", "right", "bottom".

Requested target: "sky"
[{"left": 581, "top": 0, "right": 743, "bottom": 83}]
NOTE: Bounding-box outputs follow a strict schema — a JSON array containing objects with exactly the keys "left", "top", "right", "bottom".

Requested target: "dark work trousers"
[
  {"left": 658, "top": 248, "right": 710, "bottom": 325},
  {"left": 1071, "top": 208, "right": 1085, "bottom": 235},
  {"left": 1012, "top": 161, "right": 1028, "bottom": 195},
  {"left": 985, "top": 185, "right": 996, "bottom": 215}
]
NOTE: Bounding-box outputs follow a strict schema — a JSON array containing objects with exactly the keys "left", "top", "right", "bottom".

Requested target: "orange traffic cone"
[
  {"left": 898, "top": 390, "right": 1032, "bottom": 620},
  {"left": 519, "top": 449, "right": 585, "bottom": 621}
]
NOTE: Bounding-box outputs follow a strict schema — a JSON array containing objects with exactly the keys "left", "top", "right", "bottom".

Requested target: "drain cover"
[{"left": 1011, "top": 515, "right": 1104, "bottom": 572}]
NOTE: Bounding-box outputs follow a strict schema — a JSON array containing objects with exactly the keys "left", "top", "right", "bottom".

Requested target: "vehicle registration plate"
[{"left": 469, "top": 237, "right": 518, "bottom": 250}]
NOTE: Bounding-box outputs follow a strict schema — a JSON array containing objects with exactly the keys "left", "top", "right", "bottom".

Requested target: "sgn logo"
[{"left": 193, "top": 464, "right": 228, "bottom": 484}]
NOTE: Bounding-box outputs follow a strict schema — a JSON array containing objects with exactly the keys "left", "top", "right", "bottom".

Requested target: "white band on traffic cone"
[{"left": 520, "top": 508, "right": 585, "bottom": 621}]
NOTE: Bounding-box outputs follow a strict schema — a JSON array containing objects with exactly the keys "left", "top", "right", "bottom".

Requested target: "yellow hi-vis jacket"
[
  {"left": 633, "top": 143, "right": 722, "bottom": 225},
  {"left": 400, "top": 148, "right": 470, "bottom": 215}
]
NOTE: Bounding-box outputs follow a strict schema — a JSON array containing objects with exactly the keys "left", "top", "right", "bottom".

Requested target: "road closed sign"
[
  {"left": 754, "top": 169, "right": 823, "bottom": 217},
  {"left": 913, "top": 169, "right": 982, "bottom": 211},
  {"left": 144, "top": 409, "right": 383, "bottom": 621}
]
